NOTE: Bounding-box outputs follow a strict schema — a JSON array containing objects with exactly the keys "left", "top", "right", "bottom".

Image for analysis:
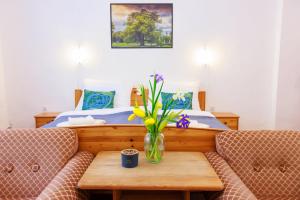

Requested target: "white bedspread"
[{"left": 56, "top": 107, "right": 215, "bottom": 120}]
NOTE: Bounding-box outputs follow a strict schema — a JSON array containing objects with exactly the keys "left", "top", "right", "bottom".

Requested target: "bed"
[{"left": 42, "top": 88, "right": 227, "bottom": 154}]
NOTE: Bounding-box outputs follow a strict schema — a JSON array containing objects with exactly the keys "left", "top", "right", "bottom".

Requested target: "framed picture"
[{"left": 110, "top": 3, "right": 173, "bottom": 48}]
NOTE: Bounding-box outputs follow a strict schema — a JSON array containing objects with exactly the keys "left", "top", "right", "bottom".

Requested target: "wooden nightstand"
[
  {"left": 212, "top": 112, "right": 240, "bottom": 130},
  {"left": 34, "top": 112, "right": 60, "bottom": 128}
]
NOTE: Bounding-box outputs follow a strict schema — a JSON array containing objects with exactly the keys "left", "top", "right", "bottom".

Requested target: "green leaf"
[
  {"left": 153, "top": 81, "right": 164, "bottom": 109},
  {"left": 158, "top": 119, "right": 169, "bottom": 133},
  {"left": 141, "top": 86, "right": 148, "bottom": 116}
]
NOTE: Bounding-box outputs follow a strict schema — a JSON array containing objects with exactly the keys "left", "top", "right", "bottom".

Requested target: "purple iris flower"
[
  {"left": 176, "top": 114, "right": 191, "bottom": 129},
  {"left": 151, "top": 74, "right": 164, "bottom": 83}
]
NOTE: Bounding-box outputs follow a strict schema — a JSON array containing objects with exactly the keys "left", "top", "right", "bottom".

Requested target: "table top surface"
[
  {"left": 34, "top": 112, "right": 60, "bottom": 118},
  {"left": 78, "top": 151, "right": 224, "bottom": 191},
  {"left": 212, "top": 112, "right": 239, "bottom": 118}
]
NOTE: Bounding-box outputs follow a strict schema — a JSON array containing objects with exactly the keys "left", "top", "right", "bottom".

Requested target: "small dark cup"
[{"left": 121, "top": 149, "right": 139, "bottom": 168}]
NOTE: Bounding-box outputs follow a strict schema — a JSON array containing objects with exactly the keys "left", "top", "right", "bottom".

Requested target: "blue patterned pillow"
[
  {"left": 161, "top": 92, "right": 193, "bottom": 110},
  {"left": 82, "top": 90, "right": 115, "bottom": 110}
]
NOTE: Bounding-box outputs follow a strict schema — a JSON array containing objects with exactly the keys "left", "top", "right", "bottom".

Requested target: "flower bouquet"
[{"left": 128, "top": 74, "right": 190, "bottom": 163}]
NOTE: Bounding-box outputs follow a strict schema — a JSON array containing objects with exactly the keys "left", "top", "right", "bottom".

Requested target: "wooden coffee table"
[{"left": 78, "top": 151, "right": 223, "bottom": 200}]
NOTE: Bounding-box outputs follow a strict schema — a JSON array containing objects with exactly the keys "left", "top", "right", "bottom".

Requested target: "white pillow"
[
  {"left": 160, "top": 81, "right": 202, "bottom": 111},
  {"left": 75, "top": 79, "right": 131, "bottom": 110}
]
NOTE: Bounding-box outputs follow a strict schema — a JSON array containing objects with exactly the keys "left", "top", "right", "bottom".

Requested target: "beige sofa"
[
  {"left": 0, "top": 128, "right": 94, "bottom": 200},
  {"left": 205, "top": 130, "right": 300, "bottom": 200}
]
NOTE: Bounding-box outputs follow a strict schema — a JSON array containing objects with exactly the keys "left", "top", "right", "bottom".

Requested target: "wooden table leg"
[
  {"left": 183, "top": 191, "right": 190, "bottom": 200},
  {"left": 113, "top": 190, "right": 121, "bottom": 200}
]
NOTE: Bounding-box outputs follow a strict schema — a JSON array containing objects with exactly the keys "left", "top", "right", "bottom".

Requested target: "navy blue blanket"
[{"left": 43, "top": 111, "right": 228, "bottom": 129}]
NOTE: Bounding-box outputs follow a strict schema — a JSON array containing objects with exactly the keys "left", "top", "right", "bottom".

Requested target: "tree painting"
[{"left": 111, "top": 4, "right": 173, "bottom": 48}]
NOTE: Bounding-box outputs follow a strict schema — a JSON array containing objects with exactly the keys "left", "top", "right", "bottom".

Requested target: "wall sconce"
[
  {"left": 70, "top": 45, "right": 90, "bottom": 89},
  {"left": 193, "top": 47, "right": 216, "bottom": 98},
  {"left": 71, "top": 46, "right": 89, "bottom": 65},
  {"left": 194, "top": 47, "right": 214, "bottom": 67}
]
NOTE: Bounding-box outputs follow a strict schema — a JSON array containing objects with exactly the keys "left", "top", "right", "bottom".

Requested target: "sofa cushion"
[
  {"left": 0, "top": 128, "right": 78, "bottom": 199},
  {"left": 37, "top": 151, "right": 94, "bottom": 200},
  {"left": 205, "top": 152, "right": 257, "bottom": 200},
  {"left": 216, "top": 130, "right": 300, "bottom": 199}
]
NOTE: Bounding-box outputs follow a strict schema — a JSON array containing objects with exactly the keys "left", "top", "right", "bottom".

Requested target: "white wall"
[
  {"left": 0, "top": 1, "right": 8, "bottom": 128},
  {"left": 0, "top": 35, "right": 8, "bottom": 128},
  {"left": 275, "top": 0, "right": 300, "bottom": 130},
  {"left": 1, "top": 0, "right": 283, "bottom": 129}
]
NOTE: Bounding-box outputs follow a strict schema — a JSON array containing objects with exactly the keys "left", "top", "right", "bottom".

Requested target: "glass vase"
[{"left": 144, "top": 132, "right": 164, "bottom": 163}]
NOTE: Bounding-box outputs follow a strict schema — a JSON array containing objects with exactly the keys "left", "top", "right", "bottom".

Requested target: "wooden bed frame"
[{"left": 71, "top": 89, "right": 223, "bottom": 154}]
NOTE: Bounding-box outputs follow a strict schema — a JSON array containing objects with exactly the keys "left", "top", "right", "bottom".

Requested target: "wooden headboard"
[
  {"left": 75, "top": 89, "right": 83, "bottom": 108},
  {"left": 130, "top": 88, "right": 149, "bottom": 106},
  {"left": 75, "top": 89, "right": 206, "bottom": 111}
]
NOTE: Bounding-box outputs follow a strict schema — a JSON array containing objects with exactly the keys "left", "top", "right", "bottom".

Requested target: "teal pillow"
[
  {"left": 82, "top": 89, "right": 115, "bottom": 110},
  {"left": 161, "top": 92, "right": 193, "bottom": 110}
]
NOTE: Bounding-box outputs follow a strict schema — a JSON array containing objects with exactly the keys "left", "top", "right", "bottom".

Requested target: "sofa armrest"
[
  {"left": 205, "top": 152, "right": 257, "bottom": 200},
  {"left": 37, "top": 151, "right": 94, "bottom": 200}
]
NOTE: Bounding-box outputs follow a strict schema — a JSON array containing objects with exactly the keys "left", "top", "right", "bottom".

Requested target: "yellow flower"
[
  {"left": 133, "top": 107, "right": 146, "bottom": 118},
  {"left": 145, "top": 118, "right": 155, "bottom": 126},
  {"left": 156, "top": 101, "right": 162, "bottom": 109},
  {"left": 128, "top": 114, "right": 136, "bottom": 121}
]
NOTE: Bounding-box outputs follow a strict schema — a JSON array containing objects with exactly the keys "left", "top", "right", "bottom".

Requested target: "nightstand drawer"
[
  {"left": 212, "top": 112, "right": 240, "bottom": 130},
  {"left": 35, "top": 117, "right": 55, "bottom": 128},
  {"left": 34, "top": 112, "right": 60, "bottom": 128},
  {"left": 218, "top": 118, "right": 238, "bottom": 130}
]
